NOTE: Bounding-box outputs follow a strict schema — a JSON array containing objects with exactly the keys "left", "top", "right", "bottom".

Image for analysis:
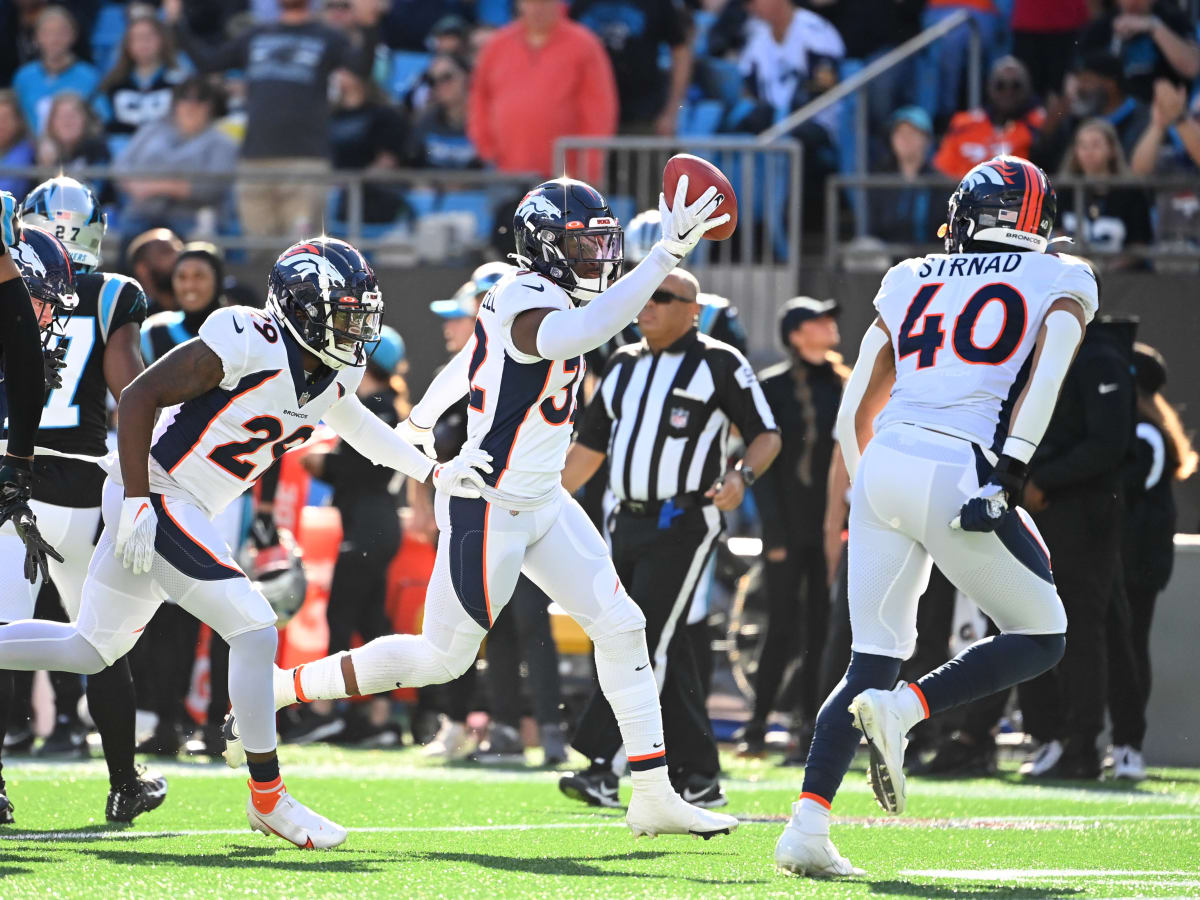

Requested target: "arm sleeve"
[
  {"left": 323, "top": 392, "right": 435, "bottom": 482},
  {"left": 1000, "top": 308, "right": 1084, "bottom": 463},
  {"left": 835, "top": 323, "right": 891, "bottom": 482},
  {"left": 196, "top": 307, "right": 253, "bottom": 390},
  {"left": 173, "top": 23, "right": 248, "bottom": 73},
  {"left": 1031, "top": 351, "right": 1133, "bottom": 492},
  {"left": 535, "top": 244, "right": 679, "bottom": 360},
  {"left": 574, "top": 376, "right": 614, "bottom": 453},
  {"left": 0, "top": 275, "right": 47, "bottom": 458},
  {"left": 713, "top": 347, "right": 777, "bottom": 444},
  {"left": 100, "top": 276, "right": 148, "bottom": 344},
  {"left": 409, "top": 343, "right": 471, "bottom": 428}
]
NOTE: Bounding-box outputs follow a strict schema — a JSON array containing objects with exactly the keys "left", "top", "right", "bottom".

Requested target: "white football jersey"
[
  {"left": 873, "top": 251, "right": 1099, "bottom": 452},
  {"left": 130, "top": 306, "right": 362, "bottom": 516},
  {"left": 464, "top": 270, "right": 585, "bottom": 504}
]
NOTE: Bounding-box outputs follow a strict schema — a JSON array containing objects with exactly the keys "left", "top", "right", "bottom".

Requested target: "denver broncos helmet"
[
  {"left": 513, "top": 178, "right": 623, "bottom": 302},
  {"left": 13, "top": 226, "right": 79, "bottom": 346},
  {"left": 267, "top": 237, "right": 383, "bottom": 370},
  {"left": 942, "top": 155, "right": 1056, "bottom": 254}
]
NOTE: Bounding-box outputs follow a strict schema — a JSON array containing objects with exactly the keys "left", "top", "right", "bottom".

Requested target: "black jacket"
[
  {"left": 1031, "top": 318, "right": 1136, "bottom": 499},
  {"left": 752, "top": 355, "right": 843, "bottom": 549},
  {"left": 1122, "top": 416, "right": 1177, "bottom": 593}
]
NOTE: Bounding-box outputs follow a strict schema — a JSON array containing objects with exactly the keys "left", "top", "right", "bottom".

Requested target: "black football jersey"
[{"left": 22, "top": 272, "right": 146, "bottom": 506}]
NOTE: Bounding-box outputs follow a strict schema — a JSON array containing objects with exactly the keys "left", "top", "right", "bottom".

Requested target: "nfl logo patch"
[
  {"left": 998, "top": 209, "right": 1019, "bottom": 223},
  {"left": 669, "top": 407, "right": 689, "bottom": 429}
]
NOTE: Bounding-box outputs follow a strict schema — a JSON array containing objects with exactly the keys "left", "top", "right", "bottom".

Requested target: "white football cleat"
[
  {"left": 1019, "top": 739, "right": 1063, "bottom": 776},
  {"left": 1111, "top": 745, "right": 1147, "bottom": 781},
  {"left": 775, "top": 818, "right": 864, "bottom": 877},
  {"left": 849, "top": 687, "right": 909, "bottom": 815},
  {"left": 221, "top": 713, "right": 245, "bottom": 769},
  {"left": 246, "top": 781, "right": 347, "bottom": 849},
  {"left": 625, "top": 785, "right": 738, "bottom": 839},
  {"left": 422, "top": 716, "right": 472, "bottom": 760}
]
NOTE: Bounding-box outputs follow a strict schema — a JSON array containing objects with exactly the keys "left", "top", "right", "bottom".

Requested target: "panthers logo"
[{"left": 517, "top": 191, "right": 562, "bottom": 224}]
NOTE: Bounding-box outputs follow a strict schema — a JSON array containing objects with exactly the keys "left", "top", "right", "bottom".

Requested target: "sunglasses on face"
[
  {"left": 429, "top": 71, "right": 458, "bottom": 85},
  {"left": 650, "top": 290, "right": 694, "bottom": 304}
]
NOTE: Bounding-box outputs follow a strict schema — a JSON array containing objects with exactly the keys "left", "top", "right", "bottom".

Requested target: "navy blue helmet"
[
  {"left": 513, "top": 178, "right": 623, "bottom": 302},
  {"left": 942, "top": 155, "right": 1056, "bottom": 254},
  {"left": 267, "top": 237, "right": 383, "bottom": 370},
  {"left": 13, "top": 226, "right": 79, "bottom": 346}
]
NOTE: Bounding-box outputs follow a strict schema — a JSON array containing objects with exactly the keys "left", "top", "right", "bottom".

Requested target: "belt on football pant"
[{"left": 617, "top": 492, "right": 711, "bottom": 519}]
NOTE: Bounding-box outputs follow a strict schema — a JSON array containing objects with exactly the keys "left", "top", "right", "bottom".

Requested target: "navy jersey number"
[
  {"left": 468, "top": 320, "right": 488, "bottom": 412},
  {"left": 209, "top": 416, "right": 313, "bottom": 479},
  {"left": 539, "top": 356, "right": 582, "bottom": 426},
  {"left": 900, "top": 282, "right": 1027, "bottom": 369}
]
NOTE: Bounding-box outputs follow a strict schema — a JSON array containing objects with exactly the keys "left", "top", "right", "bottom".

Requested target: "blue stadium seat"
[
  {"left": 404, "top": 188, "right": 437, "bottom": 219},
  {"left": 436, "top": 190, "right": 493, "bottom": 241},
  {"left": 91, "top": 4, "right": 127, "bottom": 75},
  {"left": 106, "top": 134, "right": 130, "bottom": 160},
  {"left": 691, "top": 10, "right": 717, "bottom": 57},
  {"left": 678, "top": 100, "right": 724, "bottom": 137},
  {"left": 607, "top": 195, "right": 636, "bottom": 228},
  {"left": 476, "top": 0, "right": 513, "bottom": 26},
  {"left": 389, "top": 51, "right": 431, "bottom": 102}
]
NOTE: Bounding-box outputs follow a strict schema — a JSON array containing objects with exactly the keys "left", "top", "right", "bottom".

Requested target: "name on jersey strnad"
[{"left": 918, "top": 254, "right": 1022, "bottom": 279}]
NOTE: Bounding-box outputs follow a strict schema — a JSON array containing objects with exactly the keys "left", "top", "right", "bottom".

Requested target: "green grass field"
[{"left": 1, "top": 746, "right": 1198, "bottom": 898}]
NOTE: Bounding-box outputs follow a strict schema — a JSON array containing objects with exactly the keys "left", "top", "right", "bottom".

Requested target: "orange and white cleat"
[{"left": 245, "top": 779, "right": 347, "bottom": 849}]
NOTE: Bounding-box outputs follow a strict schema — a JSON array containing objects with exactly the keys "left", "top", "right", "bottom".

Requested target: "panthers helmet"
[
  {"left": 238, "top": 528, "right": 307, "bottom": 627},
  {"left": 13, "top": 226, "right": 79, "bottom": 346},
  {"left": 623, "top": 208, "right": 661, "bottom": 266},
  {"left": 942, "top": 155, "right": 1056, "bottom": 254},
  {"left": 20, "top": 176, "right": 107, "bottom": 272},
  {"left": 512, "top": 178, "right": 623, "bottom": 302},
  {"left": 267, "top": 237, "right": 383, "bottom": 370}
]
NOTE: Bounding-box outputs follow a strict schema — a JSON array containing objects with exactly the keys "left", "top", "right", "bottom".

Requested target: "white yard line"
[{"left": 0, "top": 822, "right": 634, "bottom": 842}]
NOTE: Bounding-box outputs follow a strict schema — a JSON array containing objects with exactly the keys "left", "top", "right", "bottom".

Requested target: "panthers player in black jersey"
[{"left": 0, "top": 177, "right": 166, "bottom": 825}]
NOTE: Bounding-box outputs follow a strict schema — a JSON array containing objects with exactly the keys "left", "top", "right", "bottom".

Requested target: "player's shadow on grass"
[
  {"left": 411, "top": 849, "right": 763, "bottom": 884},
  {"left": 45, "top": 843, "right": 388, "bottom": 874},
  {"left": 868, "top": 880, "right": 1083, "bottom": 898}
]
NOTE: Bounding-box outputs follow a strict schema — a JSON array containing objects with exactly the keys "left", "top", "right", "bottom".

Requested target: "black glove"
[
  {"left": 953, "top": 454, "right": 1029, "bottom": 533},
  {"left": 250, "top": 509, "right": 279, "bottom": 550},
  {"left": 0, "top": 457, "right": 64, "bottom": 583},
  {"left": 43, "top": 344, "right": 67, "bottom": 392}
]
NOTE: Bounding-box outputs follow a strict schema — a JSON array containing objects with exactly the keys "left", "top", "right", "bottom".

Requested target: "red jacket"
[
  {"left": 934, "top": 107, "right": 1047, "bottom": 179},
  {"left": 468, "top": 13, "right": 617, "bottom": 179}
]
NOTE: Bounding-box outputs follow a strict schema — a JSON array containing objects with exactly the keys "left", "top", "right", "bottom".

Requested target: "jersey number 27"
[{"left": 899, "top": 282, "right": 1027, "bottom": 369}]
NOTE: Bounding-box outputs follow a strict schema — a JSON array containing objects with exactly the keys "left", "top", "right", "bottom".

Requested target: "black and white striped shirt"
[{"left": 576, "top": 329, "right": 778, "bottom": 502}]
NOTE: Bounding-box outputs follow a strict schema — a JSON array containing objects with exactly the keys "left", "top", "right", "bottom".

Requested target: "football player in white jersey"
[
  {"left": 0, "top": 237, "right": 490, "bottom": 849},
  {"left": 224, "top": 176, "right": 740, "bottom": 839},
  {"left": 773, "top": 156, "right": 1100, "bottom": 877}
]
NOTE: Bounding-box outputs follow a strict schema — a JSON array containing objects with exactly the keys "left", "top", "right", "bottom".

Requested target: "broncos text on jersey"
[{"left": 873, "top": 251, "right": 1099, "bottom": 454}]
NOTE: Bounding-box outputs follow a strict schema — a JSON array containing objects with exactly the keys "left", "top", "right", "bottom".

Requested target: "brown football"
[{"left": 662, "top": 153, "right": 738, "bottom": 241}]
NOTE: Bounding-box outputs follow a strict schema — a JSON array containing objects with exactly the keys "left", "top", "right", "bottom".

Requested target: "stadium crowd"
[{"left": 1, "top": 0, "right": 1199, "bottom": 790}]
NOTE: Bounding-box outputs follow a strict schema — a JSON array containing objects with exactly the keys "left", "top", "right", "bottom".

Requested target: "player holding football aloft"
[
  {"left": 226, "top": 176, "right": 741, "bottom": 839},
  {"left": 771, "top": 156, "right": 1099, "bottom": 876},
  {"left": 0, "top": 237, "right": 490, "bottom": 848}
]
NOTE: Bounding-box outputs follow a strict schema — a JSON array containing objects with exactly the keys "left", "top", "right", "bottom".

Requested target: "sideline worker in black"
[
  {"left": 558, "top": 268, "right": 780, "bottom": 809},
  {"left": 739, "top": 297, "right": 846, "bottom": 760}
]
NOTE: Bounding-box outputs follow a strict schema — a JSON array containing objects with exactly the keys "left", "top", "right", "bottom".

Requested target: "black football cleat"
[
  {"left": 0, "top": 792, "right": 13, "bottom": 824},
  {"left": 672, "top": 773, "right": 729, "bottom": 810},
  {"left": 35, "top": 717, "right": 89, "bottom": 759},
  {"left": 559, "top": 765, "right": 622, "bottom": 808},
  {"left": 106, "top": 767, "right": 168, "bottom": 823}
]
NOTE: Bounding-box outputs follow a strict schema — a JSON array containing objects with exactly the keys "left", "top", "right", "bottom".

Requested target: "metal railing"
[
  {"left": 824, "top": 174, "right": 1200, "bottom": 269},
  {"left": 0, "top": 164, "right": 539, "bottom": 257},
  {"left": 758, "top": 9, "right": 980, "bottom": 237},
  {"left": 553, "top": 136, "right": 803, "bottom": 354}
]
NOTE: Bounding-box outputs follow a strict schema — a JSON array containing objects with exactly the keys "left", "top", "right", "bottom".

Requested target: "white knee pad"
[{"left": 582, "top": 591, "right": 647, "bottom": 645}]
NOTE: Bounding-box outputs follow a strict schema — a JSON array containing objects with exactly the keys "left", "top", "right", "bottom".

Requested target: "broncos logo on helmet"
[
  {"left": 13, "top": 226, "right": 79, "bottom": 347},
  {"left": 942, "top": 155, "right": 1056, "bottom": 254}
]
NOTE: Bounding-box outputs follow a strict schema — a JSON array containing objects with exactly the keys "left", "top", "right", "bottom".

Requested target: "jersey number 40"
[{"left": 898, "top": 282, "right": 1026, "bottom": 369}]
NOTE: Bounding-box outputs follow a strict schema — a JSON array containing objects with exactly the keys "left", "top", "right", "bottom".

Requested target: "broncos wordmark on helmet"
[
  {"left": 20, "top": 176, "right": 107, "bottom": 273},
  {"left": 513, "top": 178, "right": 623, "bottom": 303},
  {"left": 13, "top": 226, "right": 79, "bottom": 348},
  {"left": 942, "top": 155, "right": 1057, "bottom": 255},
  {"left": 267, "top": 237, "right": 383, "bottom": 370}
]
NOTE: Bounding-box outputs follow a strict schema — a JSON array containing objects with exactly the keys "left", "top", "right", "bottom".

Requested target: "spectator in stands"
[
  {"left": 323, "top": 0, "right": 386, "bottom": 79},
  {"left": 113, "top": 78, "right": 236, "bottom": 241},
  {"left": 429, "top": 14, "right": 470, "bottom": 57},
  {"left": 164, "top": 0, "right": 356, "bottom": 239},
  {"left": 867, "top": 106, "right": 940, "bottom": 245},
  {"left": 98, "top": 12, "right": 187, "bottom": 140},
  {"left": 1032, "top": 51, "right": 1150, "bottom": 173},
  {"left": 0, "top": 91, "right": 35, "bottom": 198},
  {"left": 1130, "top": 79, "right": 1200, "bottom": 175},
  {"left": 409, "top": 53, "right": 480, "bottom": 169},
  {"left": 382, "top": 0, "right": 473, "bottom": 52},
  {"left": 125, "top": 227, "right": 184, "bottom": 315},
  {"left": 1010, "top": 0, "right": 1089, "bottom": 103},
  {"left": 571, "top": 0, "right": 692, "bottom": 136},
  {"left": 1078, "top": 0, "right": 1200, "bottom": 106},
  {"left": 468, "top": 0, "right": 617, "bottom": 179},
  {"left": 329, "top": 68, "right": 410, "bottom": 223},
  {"left": 934, "top": 56, "right": 1046, "bottom": 179},
  {"left": 35, "top": 91, "right": 109, "bottom": 170},
  {"left": 1057, "top": 119, "right": 1153, "bottom": 267},
  {"left": 12, "top": 6, "right": 102, "bottom": 134}
]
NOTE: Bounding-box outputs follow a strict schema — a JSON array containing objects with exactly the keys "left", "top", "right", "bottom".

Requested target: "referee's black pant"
[{"left": 571, "top": 504, "right": 722, "bottom": 780}]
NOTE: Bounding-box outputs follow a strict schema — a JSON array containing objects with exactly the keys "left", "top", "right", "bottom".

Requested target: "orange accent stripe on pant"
[
  {"left": 157, "top": 496, "right": 242, "bottom": 575},
  {"left": 909, "top": 682, "right": 931, "bottom": 719},
  {"left": 627, "top": 749, "right": 666, "bottom": 762},
  {"left": 293, "top": 665, "right": 310, "bottom": 703},
  {"left": 800, "top": 791, "right": 831, "bottom": 809}
]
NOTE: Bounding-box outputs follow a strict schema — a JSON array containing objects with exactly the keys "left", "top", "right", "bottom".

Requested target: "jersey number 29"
[{"left": 899, "top": 282, "right": 1026, "bottom": 369}]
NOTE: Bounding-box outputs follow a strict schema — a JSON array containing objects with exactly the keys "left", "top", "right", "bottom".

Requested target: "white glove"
[
  {"left": 114, "top": 496, "right": 158, "bottom": 575},
  {"left": 396, "top": 417, "right": 437, "bottom": 460},
  {"left": 657, "top": 174, "right": 730, "bottom": 258},
  {"left": 431, "top": 448, "right": 493, "bottom": 499}
]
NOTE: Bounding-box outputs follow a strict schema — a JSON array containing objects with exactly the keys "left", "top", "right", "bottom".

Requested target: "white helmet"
[
  {"left": 239, "top": 528, "right": 308, "bottom": 627},
  {"left": 623, "top": 208, "right": 661, "bottom": 266},
  {"left": 21, "top": 176, "right": 108, "bottom": 272}
]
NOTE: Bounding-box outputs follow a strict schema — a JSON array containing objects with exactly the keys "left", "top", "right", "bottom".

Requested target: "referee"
[{"left": 558, "top": 268, "right": 780, "bottom": 809}]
